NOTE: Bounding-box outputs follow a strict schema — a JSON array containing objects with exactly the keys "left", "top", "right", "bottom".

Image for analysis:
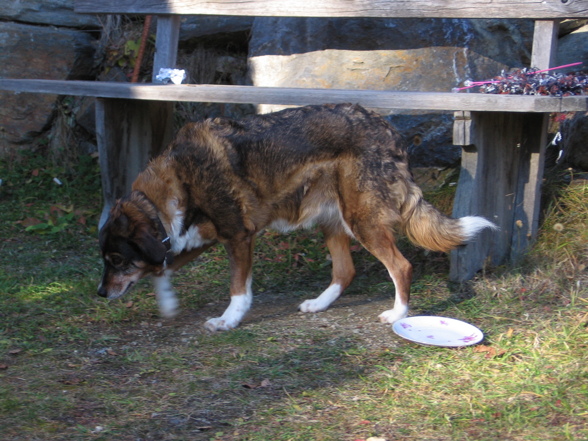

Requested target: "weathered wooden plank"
[
  {"left": 453, "top": 111, "right": 473, "bottom": 146},
  {"left": 2, "top": 80, "right": 588, "bottom": 112},
  {"left": 74, "top": 0, "right": 588, "bottom": 19},
  {"left": 450, "top": 112, "right": 526, "bottom": 281},
  {"left": 530, "top": 20, "right": 560, "bottom": 69},
  {"left": 509, "top": 113, "right": 549, "bottom": 262},
  {"left": 449, "top": 111, "right": 551, "bottom": 280},
  {"left": 152, "top": 15, "right": 181, "bottom": 81},
  {"left": 96, "top": 98, "right": 174, "bottom": 227}
]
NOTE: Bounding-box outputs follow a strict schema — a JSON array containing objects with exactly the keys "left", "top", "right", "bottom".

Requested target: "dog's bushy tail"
[{"left": 402, "top": 197, "right": 497, "bottom": 253}]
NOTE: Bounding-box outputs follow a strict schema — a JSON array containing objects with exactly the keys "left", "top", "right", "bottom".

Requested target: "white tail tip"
[{"left": 459, "top": 216, "right": 498, "bottom": 241}]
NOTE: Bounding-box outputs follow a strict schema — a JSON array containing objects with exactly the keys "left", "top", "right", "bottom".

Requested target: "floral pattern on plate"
[{"left": 392, "top": 316, "right": 483, "bottom": 347}]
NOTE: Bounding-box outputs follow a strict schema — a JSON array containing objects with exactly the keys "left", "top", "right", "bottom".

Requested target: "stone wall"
[
  {"left": 0, "top": 1, "right": 99, "bottom": 149},
  {"left": 249, "top": 17, "right": 533, "bottom": 167},
  {"left": 0, "top": 3, "right": 586, "bottom": 170}
]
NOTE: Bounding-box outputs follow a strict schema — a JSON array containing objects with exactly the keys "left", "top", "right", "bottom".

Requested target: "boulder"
[
  {"left": 555, "top": 24, "right": 588, "bottom": 171},
  {"left": 0, "top": 0, "right": 99, "bottom": 28},
  {"left": 249, "top": 18, "right": 532, "bottom": 91},
  {"left": 560, "top": 112, "right": 588, "bottom": 170},
  {"left": 0, "top": 22, "right": 97, "bottom": 148},
  {"left": 556, "top": 24, "right": 588, "bottom": 67},
  {"left": 180, "top": 16, "right": 254, "bottom": 42},
  {"left": 249, "top": 17, "right": 533, "bottom": 167}
]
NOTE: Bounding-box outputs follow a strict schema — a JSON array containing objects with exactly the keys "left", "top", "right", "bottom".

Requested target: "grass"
[{"left": 1, "top": 152, "right": 587, "bottom": 440}]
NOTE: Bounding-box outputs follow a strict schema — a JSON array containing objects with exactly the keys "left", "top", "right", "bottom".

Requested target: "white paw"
[
  {"left": 204, "top": 317, "right": 237, "bottom": 332},
  {"left": 378, "top": 308, "right": 408, "bottom": 324},
  {"left": 203, "top": 291, "right": 252, "bottom": 332},
  {"left": 299, "top": 299, "right": 328, "bottom": 313},
  {"left": 299, "top": 284, "right": 342, "bottom": 313}
]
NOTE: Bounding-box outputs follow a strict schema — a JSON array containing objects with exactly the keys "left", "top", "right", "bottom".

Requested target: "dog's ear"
[
  {"left": 99, "top": 208, "right": 128, "bottom": 250},
  {"left": 133, "top": 223, "right": 168, "bottom": 265}
]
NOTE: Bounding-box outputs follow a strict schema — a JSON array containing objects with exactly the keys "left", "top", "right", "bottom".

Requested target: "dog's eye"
[{"left": 109, "top": 254, "right": 125, "bottom": 267}]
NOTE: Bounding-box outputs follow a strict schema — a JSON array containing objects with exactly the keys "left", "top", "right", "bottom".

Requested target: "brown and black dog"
[{"left": 98, "top": 103, "right": 495, "bottom": 332}]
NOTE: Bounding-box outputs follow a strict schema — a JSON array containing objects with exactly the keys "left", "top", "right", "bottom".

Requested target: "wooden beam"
[
  {"left": 450, "top": 112, "right": 526, "bottom": 281},
  {"left": 96, "top": 98, "right": 175, "bottom": 228},
  {"left": 531, "top": 20, "right": 560, "bottom": 69},
  {"left": 453, "top": 111, "right": 473, "bottom": 146},
  {"left": 449, "top": 111, "right": 552, "bottom": 279},
  {"left": 510, "top": 113, "right": 550, "bottom": 262},
  {"left": 152, "top": 15, "right": 181, "bottom": 81},
  {"left": 74, "top": 0, "right": 588, "bottom": 19},
  {"left": 2, "top": 80, "right": 588, "bottom": 113}
]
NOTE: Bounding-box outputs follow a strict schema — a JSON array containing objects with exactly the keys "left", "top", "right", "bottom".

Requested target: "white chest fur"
[{"left": 168, "top": 209, "right": 212, "bottom": 254}]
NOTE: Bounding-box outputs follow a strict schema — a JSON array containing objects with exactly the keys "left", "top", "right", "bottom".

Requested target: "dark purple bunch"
[{"left": 480, "top": 68, "right": 588, "bottom": 96}]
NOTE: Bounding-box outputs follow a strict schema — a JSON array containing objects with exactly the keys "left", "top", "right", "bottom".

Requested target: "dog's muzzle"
[{"left": 97, "top": 284, "right": 108, "bottom": 298}]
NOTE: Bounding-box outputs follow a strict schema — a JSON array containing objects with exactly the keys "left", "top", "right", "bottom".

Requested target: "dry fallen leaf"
[
  {"left": 474, "top": 344, "right": 506, "bottom": 358},
  {"left": 20, "top": 217, "right": 42, "bottom": 227},
  {"left": 60, "top": 377, "right": 84, "bottom": 385},
  {"left": 242, "top": 379, "right": 272, "bottom": 389}
]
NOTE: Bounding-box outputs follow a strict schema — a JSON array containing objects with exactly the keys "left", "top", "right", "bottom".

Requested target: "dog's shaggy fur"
[{"left": 98, "top": 103, "right": 495, "bottom": 331}]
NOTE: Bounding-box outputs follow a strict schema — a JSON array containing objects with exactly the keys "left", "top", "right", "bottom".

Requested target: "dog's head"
[{"left": 98, "top": 191, "right": 170, "bottom": 300}]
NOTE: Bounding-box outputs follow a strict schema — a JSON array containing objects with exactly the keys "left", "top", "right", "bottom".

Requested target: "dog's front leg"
[
  {"left": 154, "top": 270, "right": 179, "bottom": 318},
  {"left": 299, "top": 231, "right": 356, "bottom": 313},
  {"left": 204, "top": 234, "right": 254, "bottom": 332}
]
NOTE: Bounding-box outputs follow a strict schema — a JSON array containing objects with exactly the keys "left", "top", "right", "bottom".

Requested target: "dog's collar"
[
  {"left": 131, "top": 191, "right": 174, "bottom": 266},
  {"left": 160, "top": 235, "right": 174, "bottom": 266}
]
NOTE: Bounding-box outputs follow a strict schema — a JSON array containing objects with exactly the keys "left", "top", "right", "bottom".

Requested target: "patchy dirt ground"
[
  {"left": 73, "top": 288, "right": 412, "bottom": 440},
  {"left": 117, "top": 289, "right": 405, "bottom": 356}
]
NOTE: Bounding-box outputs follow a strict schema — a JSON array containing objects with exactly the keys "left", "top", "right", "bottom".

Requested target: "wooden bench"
[{"left": 2, "top": 0, "right": 588, "bottom": 282}]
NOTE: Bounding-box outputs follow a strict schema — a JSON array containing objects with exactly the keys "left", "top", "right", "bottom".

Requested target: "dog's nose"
[{"left": 97, "top": 285, "right": 108, "bottom": 298}]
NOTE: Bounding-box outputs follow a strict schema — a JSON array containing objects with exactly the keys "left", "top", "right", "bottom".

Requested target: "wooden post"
[
  {"left": 530, "top": 20, "right": 559, "bottom": 70},
  {"left": 450, "top": 112, "right": 527, "bottom": 281},
  {"left": 96, "top": 99, "right": 175, "bottom": 226},
  {"left": 152, "top": 15, "right": 181, "bottom": 80},
  {"left": 450, "top": 112, "right": 553, "bottom": 280},
  {"left": 97, "top": 15, "right": 180, "bottom": 228},
  {"left": 450, "top": 19, "right": 560, "bottom": 279},
  {"left": 508, "top": 19, "right": 560, "bottom": 260}
]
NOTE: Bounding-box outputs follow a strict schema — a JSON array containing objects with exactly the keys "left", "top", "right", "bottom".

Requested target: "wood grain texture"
[
  {"left": 450, "top": 113, "right": 526, "bottom": 281},
  {"left": 152, "top": 16, "right": 181, "bottom": 82},
  {"left": 96, "top": 99, "right": 174, "bottom": 228},
  {"left": 531, "top": 20, "right": 560, "bottom": 69},
  {"left": 74, "top": 0, "right": 588, "bottom": 19},
  {"left": 2, "top": 80, "right": 587, "bottom": 112},
  {"left": 510, "top": 113, "right": 549, "bottom": 262},
  {"left": 449, "top": 111, "right": 548, "bottom": 280}
]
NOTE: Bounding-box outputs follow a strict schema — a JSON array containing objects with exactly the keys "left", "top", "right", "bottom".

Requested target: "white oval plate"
[{"left": 392, "top": 316, "right": 483, "bottom": 347}]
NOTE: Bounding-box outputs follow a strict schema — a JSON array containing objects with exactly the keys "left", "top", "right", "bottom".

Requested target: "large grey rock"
[
  {"left": 249, "top": 18, "right": 532, "bottom": 92},
  {"left": 560, "top": 112, "right": 588, "bottom": 170},
  {"left": 0, "top": 0, "right": 99, "bottom": 28},
  {"left": 555, "top": 24, "right": 588, "bottom": 171},
  {"left": 0, "top": 22, "right": 97, "bottom": 148},
  {"left": 249, "top": 17, "right": 533, "bottom": 167},
  {"left": 180, "top": 16, "right": 254, "bottom": 41},
  {"left": 557, "top": 24, "right": 588, "bottom": 67}
]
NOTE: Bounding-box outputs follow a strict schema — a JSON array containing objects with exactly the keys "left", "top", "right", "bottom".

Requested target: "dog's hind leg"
[
  {"left": 204, "top": 234, "right": 255, "bottom": 332},
  {"left": 354, "top": 226, "right": 413, "bottom": 325},
  {"left": 299, "top": 231, "right": 356, "bottom": 313}
]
